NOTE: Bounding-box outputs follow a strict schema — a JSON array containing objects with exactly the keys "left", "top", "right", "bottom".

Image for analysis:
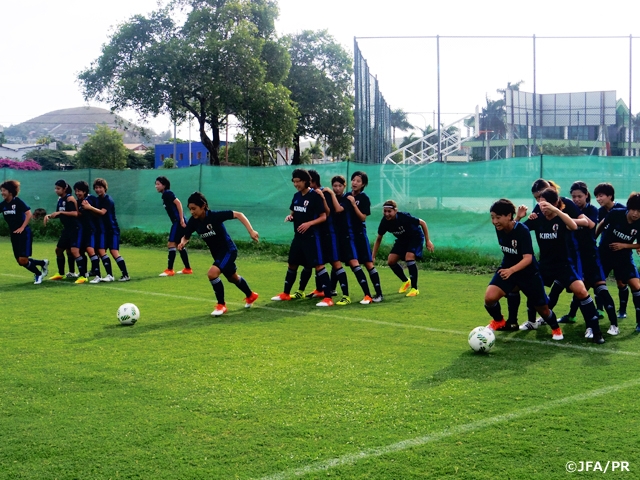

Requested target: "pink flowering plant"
[{"left": 0, "top": 158, "right": 42, "bottom": 170}]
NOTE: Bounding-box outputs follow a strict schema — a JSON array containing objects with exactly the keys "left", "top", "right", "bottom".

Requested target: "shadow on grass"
[{"left": 414, "top": 321, "right": 639, "bottom": 389}]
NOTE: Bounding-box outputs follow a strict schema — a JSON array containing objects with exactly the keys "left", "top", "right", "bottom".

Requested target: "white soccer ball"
[
  {"left": 117, "top": 303, "right": 140, "bottom": 326},
  {"left": 468, "top": 326, "right": 495, "bottom": 353}
]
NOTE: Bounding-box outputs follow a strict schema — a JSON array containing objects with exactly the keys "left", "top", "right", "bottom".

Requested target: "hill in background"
[{"left": 3, "top": 107, "right": 168, "bottom": 145}]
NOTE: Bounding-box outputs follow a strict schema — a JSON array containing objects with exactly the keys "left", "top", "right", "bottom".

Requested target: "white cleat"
[
  {"left": 41, "top": 259, "right": 49, "bottom": 277},
  {"left": 89, "top": 276, "right": 102, "bottom": 284},
  {"left": 519, "top": 320, "right": 539, "bottom": 331},
  {"left": 584, "top": 327, "right": 594, "bottom": 339},
  {"left": 101, "top": 274, "right": 115, "bottom": 282},
  {"left": 607, "top": 325, "right": 620, "bottom": 336},
  {"left": 33, "top": 274, "right": 43, "bottom": 285}
]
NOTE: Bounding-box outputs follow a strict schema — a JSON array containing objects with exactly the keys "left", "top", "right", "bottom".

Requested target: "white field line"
[
  {"left": 258, "top": 378, "right": 640, "bottom": 480},
  {"left": 3, "top": 274, "right": 640, "bottom": 357}
]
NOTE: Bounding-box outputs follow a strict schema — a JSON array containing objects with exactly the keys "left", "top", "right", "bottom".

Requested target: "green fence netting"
[{"left": 3, "top": 156, "right": 640, "bottom": 254}]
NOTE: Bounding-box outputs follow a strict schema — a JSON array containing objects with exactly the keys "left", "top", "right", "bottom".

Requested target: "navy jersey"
[
  {"left": 184, "top": 210, "right": 236, "bottom": 254},
  {"left": 598, "top": 209, "right": 640, "bottom": 262},
  {"left": 377, "top": 212, "right": 424, "bottom": 242},
  {"left": 162, "top": 189, "right": 183, "bottom": 224},
  {"left": 598, "top": 202, "right": 625, "bottom": 222},
  {"left": 56, "top": 194, "right": 79, "bottom": 230},
  {"left": 524, "top": 213, "right": 578, "bottom": 267},
  {"left": 1, "top": 196, "right": 30, "bottom": 231},
  {"left": 332, "top": 193, "right": 356, "bottom": 237},
  {"left": 289, "top": 189, "right": 325, "bottom": 238},
  {"left": 78, "top": 194, "right": 99, "bottom": 232},
  {"left": 573, "top": 203, "right": 598, "bottom": 256},
  {"left": 346, "top": 191, "right": 371, "bottom": 234},
  {"left": 496, "top": 221, "right": 538, "bottom": 275},
  {"left": 96, "top": 194, "right": 119, "bottom": 233}
]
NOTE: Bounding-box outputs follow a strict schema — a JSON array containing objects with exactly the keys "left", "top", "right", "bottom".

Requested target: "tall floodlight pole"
[
  {"left": 629, "top": 34, "right": 633, "bottom": 157},
  {"left": 532, "top": 34, "right": 537, "bottom": 156},
  {"left": 437, "top": 35, "right": 441, "bottom": 162}
]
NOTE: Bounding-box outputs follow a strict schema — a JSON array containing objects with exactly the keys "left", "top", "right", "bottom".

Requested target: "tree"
[
  {"left": 285, "top": 30, "right": 354, "bottom": 164},
  {"left": 126, "top": 150, "right": 154, "bottom": 169},
  {"left": 22, "top": 149, "right": 71, "bottom": 170},
  {"left": 75, "top": 124, "right": 128, "bottom": 169},
  {"left": 390, "top": 109, "right": 414, "bottom": 145},
  {"left": 78, "top": 0, "right": 297, "bottom": 166}
]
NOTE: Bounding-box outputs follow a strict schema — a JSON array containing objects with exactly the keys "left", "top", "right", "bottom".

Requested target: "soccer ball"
[
  {"left": 468, "top": 326, "right": 495, "bottom": 353},
  {"left": 117, "top": 303, "right": 140, "bottom": 326}
]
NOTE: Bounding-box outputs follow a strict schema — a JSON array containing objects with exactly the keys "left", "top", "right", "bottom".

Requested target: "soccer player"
[
  {"left": 0, "top": 180, "right": 48, "bottom": 284},
  {"left": 347, "top": 170, "right": 383, "bottom": 302},
  {"left": 560, "top": 181, "right": 619, "bottom": 335},
  {"left": 371, "top": 200, "right": 434, "bottom": 297},
  {"left": 43, "top": 180, "right": 88, "bottom": 284},
  {"left": 484, "top": 199, "right": 563, "bottom": 341},
  {"left": 594, "top": 182, "right": 628, "bottom": 319},
  {"left": 305, "top": 169, "right": 352, "bottom": 305},
  {"left": 596, "top": 192, "right": 640, "bottom": 332},
  {"left": 519, "top": 188, "right": 604, "bottom": 343},
  {"left": 81, "top": 178, "right": 129, "bottom": 282},
  {"left": 177, "top": 192, "right": 259, "bottom": 316},
  {"left": 331, "top": 175, "right": 374, "bottom": 304},
  {"left": 74, "top": 181, "right": 102, "bottom": 281},
  {"left": 155, "top": 176, "right": 192, "bottom": 277},
  {"left": 271, "top": 169, "right": 334, "bottom": 306}
]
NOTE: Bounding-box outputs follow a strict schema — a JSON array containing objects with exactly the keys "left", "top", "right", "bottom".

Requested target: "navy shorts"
[
  {"left": 321, "top": 233, "right": 339, "bottom": 264},
  {"left": 11, "top": 229, "right": 32, "bottom": 259},
  {"left": 80, "top": 229, "right": 95, "bottom": 251},
  {"left": 57, "top": 228, "right": 79, "bottom": 250},
  {"left": 539, "top": 261, "right": 582, "bottom": 289},
  {"left": 352, "top": 232, "right": 372, "bottom": 264},
  {"left": 337, "top": 234, "right": 359, "bottom": 264},
  {"left": 288, "top": 235, "right": 324, "bottom": 267},
  {"left": 489, "top": 270, "right": 549, "bottom": 307},
  {"left": 97, "top": 231, "right": 120, "bottom": 251},
  {"left": 211, "top": 249, "right": 238, "bottom": 276},
  {"left": 390, "top": 239, "right": 424, "bottom": 259},
  {"left": 601, "top": 253, "right": 639, "bottom": 283},
  {"left": 168, "top": 222, "right": 186, "bottom": 243},
  {"left": 580, "top": 251, "right": 606, "bottom": 286}
]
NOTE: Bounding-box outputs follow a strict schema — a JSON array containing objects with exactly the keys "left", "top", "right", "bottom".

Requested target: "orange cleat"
[
  {"left": 271, "top": 292, "right": 291, "bottom": 301},
  {"left": 244, "top": 292, "right": 259, "bottom": 308},
  {"left": 316, "top": 297, "right": 334, "bottom": 307},
  {"left": 211, "top": 304, "right": 227, "bottom": 316},
  {"left": 487, "top": 319, "right": 506, "bottom": 331},
  {"left": 159, "top": 269, "right": 175, "bottom": 277},
  {"left": 178, "top": 268, "right": 193, "bottom": 275}
]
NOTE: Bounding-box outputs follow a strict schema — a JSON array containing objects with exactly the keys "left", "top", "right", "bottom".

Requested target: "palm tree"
[{"left": 390, "top": 108, "right": 414, "bottom": 145}]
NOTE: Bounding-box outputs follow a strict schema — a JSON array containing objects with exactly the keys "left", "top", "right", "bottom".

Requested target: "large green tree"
[
  {"left": 78, "top": 0, "right": 297, "bottom": 166},
  {"left": 22, "top": 149, "right": 71, "bottom": 170},
  {"left": 75, "top": 125, "right": 128, "bottom": 169},
  {"left": 285, "top": 30, "right": 354, "bottom": 164}
]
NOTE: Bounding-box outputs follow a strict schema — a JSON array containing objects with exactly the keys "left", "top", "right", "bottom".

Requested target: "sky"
[{"left": 2, "top": 0, "right": 640, "bottom": 140}]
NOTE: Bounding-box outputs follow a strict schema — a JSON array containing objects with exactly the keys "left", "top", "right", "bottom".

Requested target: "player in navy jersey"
[
  {"left": 330, "top": 175, "right": 373, "bottom": 304},
  {"left": 44, "top": 180, "right": 88, "bottom": 284},
  {"left": 596, "top": 192, "right": 640, "bottom": 332},
  {"left": 178, "top": 192, "right": 259, "bottom": 316},
  {"left": 73, "top": 181, "right": 102, "bottom": 282},
  {"left": 594, "top": 182, "right": 629, "bottom": 318},
  {"left": 155, "top": 176, "right": 192, "bottom": 277},
  {"left": 271, "top": 169, "right": 335, "bottom": 306},
  {"left": 371, "top": 200, "right": 434, "bottom": 297},
  {"left": 0, "top": 180, "right": 49, "bottom": 284},
  {"left": 508, "top": 178, "right": 588, "bottom": 326},
  {"left": 559, "top": 182, "right": 619, "bottom": 335},
  {"left": 346, "top": 170, "right": 383, "bottom": 302},
  {"left": 484, "top": 199, "right": 563, "bottom": 340},
  {"left": 518, "top": 188, "right": 604, "bottom": 343},
  {"left": 81, "top": 178, "right": 129, "bottom": 282}
]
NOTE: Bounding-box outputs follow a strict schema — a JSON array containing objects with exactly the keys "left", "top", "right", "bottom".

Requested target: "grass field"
[{"left": 2, "top": 238, "right": 640, "bottom": 479}]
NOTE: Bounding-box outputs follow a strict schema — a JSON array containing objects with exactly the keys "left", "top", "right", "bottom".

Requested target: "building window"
[
  {"left": 161, "top": 154, "right": 165, "bottom": 161},
  {"left": 179, "top": 153, "right": 183, "bottom": 161},
  {"left": 197, "top": 151, "right": 202, "bottom": 160}
]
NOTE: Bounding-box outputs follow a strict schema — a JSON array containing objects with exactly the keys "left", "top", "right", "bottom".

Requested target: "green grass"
[{"left": 1, "top": 239, "right": 640, "bottom": 479}]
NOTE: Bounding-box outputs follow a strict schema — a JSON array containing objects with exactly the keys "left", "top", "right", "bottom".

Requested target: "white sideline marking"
[
  {"left": 3, "top": 274, "right": 640, "bottom": 356},
  {"left": 258, "top": 378, "right": 640, "bottom": 480}
]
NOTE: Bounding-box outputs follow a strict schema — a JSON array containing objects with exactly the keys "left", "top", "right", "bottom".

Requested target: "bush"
[{"left": 0, "top": 158, "right": 42, "bottom": 170}]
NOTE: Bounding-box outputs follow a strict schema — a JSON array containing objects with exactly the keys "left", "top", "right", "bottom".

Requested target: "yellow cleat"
[
  {"left": 398, "top": 280, "right": 411, "bottom": 293},
  {"left": 49, "top": 273, "right": 65, "bottom": 281},
  {"left": 74, "top": 276, "right": 88, "bottom": 284},
  {"left": 405, "top": 288, "right": 419, "bottom": 297}
]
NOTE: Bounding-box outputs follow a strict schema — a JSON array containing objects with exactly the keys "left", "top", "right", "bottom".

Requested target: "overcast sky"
[{"left": 2, "top": 0, "right": 639, "bottom": 139}]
